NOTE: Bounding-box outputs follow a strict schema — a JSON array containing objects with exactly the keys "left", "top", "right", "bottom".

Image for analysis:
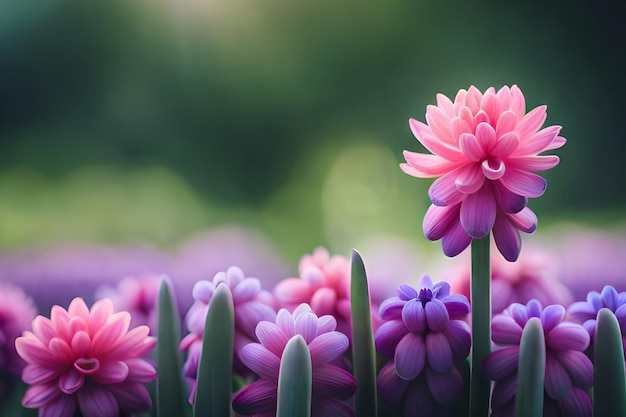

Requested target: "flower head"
[
  {"left": 401, "top": 85, "right": 565, "bottom": 261},
  {"left": 180, "top": 266, "right": 276, "bottom": 396},
  {"left": 15, "top": 297, "right": 157, "bottom": 417},
  {"left": 484, "top": 299, "right": 592, "bottom": 417},
  {"left": 232, "top": 304, "right": 357, "bottom": 417},
  {"left": 375, "top": 276, "right": 471, "bottom": 413}
]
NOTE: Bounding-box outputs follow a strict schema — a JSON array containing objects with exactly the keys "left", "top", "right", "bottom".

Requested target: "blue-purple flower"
[
  {"left": 484, "top": 299, "right": 592, "bottom": 417},
  {"left": 375, "top": 276, "right": 471, "bottom": 414}
]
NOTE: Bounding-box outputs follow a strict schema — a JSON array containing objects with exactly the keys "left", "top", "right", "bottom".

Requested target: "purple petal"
[
  {"left": 432, "top": 280, "right": 450, "bottom": 298},
  {"left": 493, "top": 181, "right": 526, "bottom": 213},
  {"left": 442, "top": 294, "right": 470, "bottom": 319},
  {"left": 558, "top": 386, "right": 592, "bottom": 417},
  {"left": 376, "top": 362, "right": 410, "bottom": 405},
  {"left": 492, "top": 315, "right": 523, "bottom": 345},
  {"left": 255, "top": 321, "right": 288, "bottom": 356},
  {"left": 92, "top": 360, "right": 129, "bottom": 385},
  {"left": 312, "top": 398, "right": 356, "bottom": 417},
  {"left": 191, "top": 280, "right": 214, "bottom": 303},
  {"left": 402, "top": 299, "right": 427, "bottom": 333},
  {"left": 240, "top": 343, "right": 280, "bottom": 378},
  {"left": 491, "top": 373, "right": 517, "bottom": 410},
  {"left": 557, "top": 350, "right": 593, "bottom": 388},
  {"left": 108, "top": 382, "right": 153, "bottom": 413},
  {"left": 426, "top": 332, "right": 453, "bottom": 372},
  {"left": 309, "top": 331, "right": 349, "bottom": 364},
  {"left": 546, "top": 323, "right": 590, "bottom": 351},
  {"left": 499, "top": 168, "right": 547, "bottom": 198},
  {"left": 77, "top": 387, "right": 119, "bottom": 417},
  {"left": 276, "top": 308, "right": 295, "bottom": 337},
  {"left": 443, "top": 320, "right": 471, "bottom": 358},
  {"left": 312, "top": 364, "right": 357, "bottom": 399},
  {"left": 59, "top": 369, "right": 84, "bottom": 394},
  {"left": 375, "top": 320, "right": 408, "bottom": 359},
  {"left": 232, "top": 278, "right": 262, "bottom": 304},
  {"left": 527, "top": 300, "right": 543, "bottom": 318},
  {"left": 232, "top": 379, "right": 277, "bottom": 414},
  {"left": 429, "top": 171, "right": 465, "bottom": 206},
  {"left": 379, "top": 297, "right": 405, "bottom": 320},
  {"left": 482, "top": 346, "right": 519, "bottom": 381},
  {"left": 425, "top": 298, "right": 450, "bottom": 332},
  {"left": 39, "top": 395, "right": 76, "bottom": 417},
  {"left": 545, "top": 352, "right": 572, "bottom": 400},
  {"left": 396, "top": 284, "right": 417, "bottom": 301},
  {"left": 460, "top": 184, "right": 496, "bottom": 239},
  {"left": 125, "top": 358, "right": 157, "bottom": 382},
  {"left": 509, "top": 303, "right": 529, "bottom": 327},
  {"left": 402, "top": 376, "right": 437, "bottom": 416},
  {"left": 294, "top": 311, "right": 319, "bottom": 344},
  {"left": 236, "top": 302, "right": 277, "bottom": 339},
  {"left": 425, "top": 364, "right": 463, "bottom": 406},
  {"left": 492, "top": 213, "right": 522, "bottom": 262},
  {"left": 423, "top": 204, "right": 459, "bottom": 241},
  {"left": 601, "top": 285, "right": 620, "bottom": 311},
  {"left": 441, "top": 213, "right": 473, "bottom": 257},
  {"left": 22, "top": 364, "right": 59, "bottom": 385},
  {"left": 567, "top": 301, "right": 597, "bottom": 324},
  {"left": 394, "top": 332, "right": 426, "bottom": 380},
  {"left": 541, "top": 305, "right": 565, "bottom": 332}
]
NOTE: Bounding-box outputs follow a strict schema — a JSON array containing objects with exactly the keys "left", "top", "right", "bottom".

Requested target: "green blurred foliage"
[{"left": 0, "top": 0, "right": 624, "bottom": 255}]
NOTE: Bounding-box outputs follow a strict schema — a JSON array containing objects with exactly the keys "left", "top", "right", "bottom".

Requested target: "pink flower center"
[
  {"left": 74, "top": 357, "right": 101, "bottom": 375},
  {"left": 481, "top": 158, "right": 506, "bottom": 180}
]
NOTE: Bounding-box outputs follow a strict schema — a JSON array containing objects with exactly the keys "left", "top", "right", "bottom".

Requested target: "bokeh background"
[{"left": 1, "top": 0, "right": 625, "bottom": 299}]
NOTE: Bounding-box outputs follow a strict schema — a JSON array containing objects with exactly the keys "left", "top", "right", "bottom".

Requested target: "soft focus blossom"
[
  {"left": 447, "top": 246, "right": 573, "bottom": 315},
  {"left": 15, "top": 297, "right": 156, "bottom": 417},
  {"left": 484, "top": 299, "right": 592, "bottom": 417},
  {"left": 567, "top": 285, "right": 626, "bottom": 356},
  {"left": 375, "top": 276, "right": 471, "bottom": 415},
  {"left": 401, "top": 85, "right": 565, "bottom": 261},
  {"left": 180, "top": 266, "right": 276, "bottom": 399},
  {"left": 232, "top": 304, "right": 356, "bottom": 417},
  {"left": 0, "top": 283, "right": 37, "bottom": 399},
  {"left": 95, "top": 274, "right": 163, "bottom": 332}
]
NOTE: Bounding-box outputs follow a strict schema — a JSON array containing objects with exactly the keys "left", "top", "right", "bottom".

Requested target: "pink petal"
[
  {"left": 475, "top": 122, "right": 497, "bottom": 153},
  {"left": 232, "top": 379, "right": 277, "bottom": 414},
  {"left": 125, "top": 358, "right": 157, "bottom": 382},
  {"left": 394, "top": 332, "right": 426, "bottom": 380},
  {"left": 426, "top": 331, "right": 453, "bottom": 372},
  {"left": 499, "top": 168, "right": 547, "bottom": 198},
  {"left": 32, "top": 316, "right": 56, "bottom": 343},
  {"left": 402, "top": 299, "right": 427, "bottom": 333},
  {"left": 410, "top": 119, "right": 461, "bottom": 159},
  {"left": 276, "top": 309, "right": 295, "bottom": 337},
  {"left": 316, "top": 315, "right": 338, "bottom": 334},
  {"left": 495, "top": 110, "right": 517, "bottom": 136},
  {"left": 401, "top": 152, "right": 460, "bottom": 178},
  {"left": 491, "top": 315, "right": 523, "bottom": 344},
  {"left": 59, "top": 369, "right": 84, "bottom": 394},
  {"left": 312, "top": 364, "right": 357, "bottom": 399},
  {"left": 15, "top": 334, "right": 54, "bottom": 363},
  {"left": 459, "top": 133, "right": 484, "bottom": 161},
  {"left": 70, "top": 331, "right": 91, "bottom": 358},
  {"left": 429, "top": 172, "right": 465, "bottom": 206},
  {"left": 545, "top": 352, "right": 572, "bottom": 400},
  {"left": 441, "top": 217, "right": 472, "bottom": 257},
  {"left": 236, "top": 302, "right": 277, "bottom": 339},
  {"left": 545, "top": 135, "right": 566, "bottom": 151},
  {"left": 108, "top": 325, "right": 154, "bottom": 358},
  {"left": 426, "top": 364, "right": 463, "bottom": 406},
  {"left": 68, "top": 298, "right": 90, "bottom": 322},
  {"left": 294, "top": 311, "right": 319, "bottom": 344},
  {"left": 88, "top": 298, "right": 114, "bottom": 334},
  {"left": 310, "top": 287, "right": 337, "bottom": 318},
  {"left": 516, "top": 124, "right": 560, "bottom": 155},
  {"left": 22, "top": 364, "right": 60, "bottom": 385},
  {"left": 466, "top": 85, "right": 483, "bottom": 112},
  {"left": 22, "top": 383, "right": 61, "bottom": 408},
  {"left": 423, "top": 204, "right": 458, "bottom": 241},
  {"left": 255, "top": 321, "right": 289, "bottom": 356},
  {"left": 77, "top": 387, "right": 119, "bottom": 417},
  {"left": 509, "top": 85, "right": 526, "bottom": 117},
  {"left": 509, "top": 155, "right": 560, "bottom": 172},
  {"left": 452, "top": 116, "right": 472, "bottom": 139},
  {"left": 309, "top": 331, "right": 349, "bottom": 364},
  {"left": 491, "top": 131, "right": 519, "bottom": 158},
  {"left": 274, "top": 279, "right": 312, "bottom": 305},
  {"left": 92, "top": 360, "right": 129, "bottom": 384},
  {"left": 507, "top": 207, "right": 537, "bottom": 233},
  {"left": 458, "top": 106, "right": 475, "bottom": 132},
  {"left": 39, "top": 394, "right": 76, "bottom": 417},
  {"left": 460, "top": 184, "right": 496, "bottom": 239},
  {"left": 232, "top": 278, "right": 261, "bottom": 304},
  {"left": 436, "top": 93, "right": 455, "bottom": 116},
  {"left": 481, "top": 158, "right": 506, "bottom": 181},
  {"left": 240, "top": 343, "right": 280, "bottom": 378},
  {"left": 515, "top": 105, "right": 547, "bottom": 141},
  {"left": 91, "top": 312, "right": 131, "bottom": 355},
  {"left": 375, "top": 320, "right": 408, "bottom": 359},
  {"left": 482, "top": 346, "right": 519, "bottom": 380},
  {"left": 425, "top": 105, "right": 455, "bottom": 145},
  {"left": 480, "top": 89, "right": 500, "bottom": 126},
  {"left": 48, "top": 337, "right": 73, "bottom": 361},
  {"left": 455, "top": 163, "right": 485, "bottom": 194},
  {"left": 492, "top": 214, "right": 522, "bottom": 262},
  {"left": 108, "top": 382, "right": 153, "bottom": 413},
  {"left": 408, "top": 118, "right": 434, "bottom": 141}
]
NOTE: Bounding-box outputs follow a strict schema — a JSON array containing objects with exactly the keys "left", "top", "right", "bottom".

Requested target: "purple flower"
[
  {"left": 484, "top": 299, "right": 592, "bottom": 417},
  {"left": 180, "top": 266, "right": 276, "bottom": 400},
  {"left": 567, "top": 285, "right": 626, "bottom": 356},
  {"left": 231, "top": 304, "right": 357, "bottom": 417},
  {"left": 374, "top": 276, "right": 471, "bottom": 414}
]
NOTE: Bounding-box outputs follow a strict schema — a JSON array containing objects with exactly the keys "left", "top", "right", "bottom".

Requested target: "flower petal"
[
  {"left": 23, "top": 383, "right": 60, "bottom": 408},
  {"left": 460, "top": 184, "right": 496, "bottom": 239},
  {"left": 402, "top": 299, "right": 427, "bottom": 333},
  {"left": 426, "top": 364, "right": 463, "bottom": 406},
  {"left": 232, "top": 380, "right": 277, "bottom": 415},
  {"left": 92, "top": 360, "right": 129, "bottom": 384},
  {"left": 312, "top": 364, "right": 357, "bottom": 399},
  {"left": 125, "top": 358, "right": 157, "bottom": 382},
  {"left": 493, "top": 182, "right": 527, "bottom": 213},
  {"left": 541, "top": 305, "right": 565, "bottom": 332},
  {"left": 108, "top": 382, "right": 153, "bottom": 413},
  {"left": 59, "top": 369, "right": 85, "bottom": 394},
  {"left": 459, "top": 133, "right": 484, "bottom": 161},
  {"left": 77, "top": 387, "right": 119, "bottom": 417},
  {"left": 423, "top": 204, "right": 458, "bottom": 241},
  {"left": 515, "top": 105, "right": 547, "bottom": 141},
  {"left": 495, "top": 110, "right": 517, "bottom": 136},
  {"left": 308, "top": 331, "right": 349, "bottom": 364},
  {"left": 232, "top": 278, "right": 261, "bottom": 304},
  {"left": 426, "top": 332, "right": 453, "bottom": 372},
  {"left": 394, "top": 333, "right": 426, "bottom": 380},
  {"left": 545, "top": 352, "right": 572, "bottom": 400},
  {"left": 492, "top": 214, "right": 522, "bottom": 262},
  {"left": 375, "top": 320, "right": 408, "bottom": 359},
  {"left": 239, "top": 343, "right": 280, "bottom": 378},
  {"left": 441, "top": 217, "right": 472, "bottom": 257},
  {"left": 491, "top": 314, "right": 523, "bottom": 345},
  {"left": 429, "top": 171, "right": 465, "bottom": 206},
  {"left": 475, "top": 122, "right": 497, "bottom": 153},
  {"left": 378, "top": 297, "right": 405, "bottom": 320},
  {"left": 509, "top": 155, "right": 560, "bottom": 172},
  {"left": 517, "top": 124, "right": 560, "bottom": 154},
  {"left": 482, "top": 346, "right": 519, "bottom": 380},
  {"left": 39, "top": 394, "right": 76, "bottom": 417},
  {"left": 499, "top": 168, "right": 547, "bottom": 198},
  {"left": 425, "top": 298, "right": 450, "bottom": 332},
  {"left": 455, "top": 163, "right": 485, "bottom": 194},
  {"left": 255, "top": 321, "right": 289, "bottom": 357},
  {"left": 546, "top": 323, "right": 590, "bottom": 351},
  {"left": 425, "top": 105, "right": 455, "bottom": 145},
  {"left": 443, "top": 320, "right": 471, "bottom": 358},
  {"left": 557, "top": 350, "right": 593, "bottom": 388},
  {"left": 376, "top": 362, "right": 410, "bottom": 405}
]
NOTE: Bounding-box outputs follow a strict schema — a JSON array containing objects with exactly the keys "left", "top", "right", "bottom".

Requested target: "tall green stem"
[{"left": 469, "top": 235, "right": 491, "bottom": 417}]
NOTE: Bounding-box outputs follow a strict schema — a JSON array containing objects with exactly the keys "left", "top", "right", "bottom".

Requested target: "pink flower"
[
  {"left": 15, "top": 297, "right": 156, "bottom": 417},
  {"left": 401, "top": 85, "right": 565, "bottom": 261},
  {"left": 231, "top": 304, "right": 356, "bottom": 417}
]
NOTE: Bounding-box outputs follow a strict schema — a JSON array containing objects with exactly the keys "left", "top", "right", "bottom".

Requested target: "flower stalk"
[
  {"left": 593, "top": 308, "right": 626, "bottom": 417},
  {"left": 515, "top": 317, "right": 545, "bottom": 417},
  {"left": 469, "top": 235, "right": 491, "bottom": 417},
  {"left": 276, "top": 335, "right": 312, "bottom": 417}
]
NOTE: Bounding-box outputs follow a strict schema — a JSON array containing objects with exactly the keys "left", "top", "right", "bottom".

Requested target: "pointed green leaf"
[
  {"left": 157, "top": 279, "right": 191, "bottom": 417},
  {"left": 194, "top": 283, "right": 234, "bottom": 417},
  {"left": 276, "top": 335, "right": 312, "bottom": 417},
  {"left": 594, "top": 308, "right": 626, "bottom": 417},
  {"left": 350, "top": 249, "right": 378, "bottom": 417},
  {"left": 515, "top": 317, "right": 545, "bottom": 417}
]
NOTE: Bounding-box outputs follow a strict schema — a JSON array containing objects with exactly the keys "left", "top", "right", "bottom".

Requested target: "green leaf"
[
  {"left": 276, "top": 335, "right": 312, "bottom": 417},
  {"left": 193, "top": 283, "right": 235, "bottom": 417},
  {"left": 350, "top": 249, "right": 378, "bottom": 417},
  {"left": 156, "top": 279, "right": 191, "bottom": 417},
  {"left": 515, "top": 317, "right": 545, "bottom": 417},
  {"left": 594, "top": 308, "right": 626, "bottom": 417}
]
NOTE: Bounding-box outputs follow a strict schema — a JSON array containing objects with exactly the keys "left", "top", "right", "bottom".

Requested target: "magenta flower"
[
  {"left": 375, "top": 276, "right": 471, "bottom": 414},
  {"left": 401, "top": 85, "right": 565, "bottom": 261},
  {"left": 180, "top": 266, "right": 276, "bottom": 397},
  {"left": 567, "top": 285, "right": 626, "bottom": 356},
  {"left": 232, "top": 304, "right": 356, "bottom": 417},
  {"left": 15, "top": 297, "right": 157, "bottom": 417},
  {"left": 484, "top": 299, "right": 592, "bottom": 417}
]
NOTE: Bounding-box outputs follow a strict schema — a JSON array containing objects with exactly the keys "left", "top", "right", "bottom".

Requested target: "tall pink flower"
[
  {"left": 401, "top": 85, "right": 565, "bottom": 261},
  {"left": 15, "top": 297, "right": 156, "bottom": 417}
]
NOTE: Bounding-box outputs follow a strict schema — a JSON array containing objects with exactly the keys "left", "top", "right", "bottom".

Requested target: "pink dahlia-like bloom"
[
  {"left": 484, "top": 299, "right": 592, "bottom": 417},
  {"left": 401, "top": 85, "right": 565, "bottom": 261},
  {"left": 448, "top": 246, "right": 573, "bottom": 315},
  {"left": 567, "top": 285, "right": 626, "bottom": 358},
  {"left": 232, "top": 304, "right": 357, "bottom": 417},
  {"left": 375, "top": 276, "right": 471, "bottom": 415},
  {"left": 15, "top": 297, "right": 157, "bottom": 417},
  {"left": 180, "top": 266, "right": 276, "bottom": 397}
]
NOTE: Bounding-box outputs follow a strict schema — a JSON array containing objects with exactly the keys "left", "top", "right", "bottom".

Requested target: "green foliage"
[
  {"left": 593, "top": 308, "right": 626, "bottom": 417},
  {"left": 515, "top": 317, "right": 545, "bottom": 417},
  {"left": 276, "top": 335, "right": 312, "bottom": 417}
]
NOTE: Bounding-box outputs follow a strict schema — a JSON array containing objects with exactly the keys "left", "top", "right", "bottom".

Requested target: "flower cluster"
[
  {"left": 401, "top": 85, "right": 565, "bottom": 261},
  {"left": 375, "top": 276, "right": 471, "bottom": 415},
  {"left": 484, "top": 299, "right": 592, "bottom": 417}
]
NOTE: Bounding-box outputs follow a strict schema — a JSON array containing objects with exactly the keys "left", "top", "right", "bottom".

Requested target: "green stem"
[
  {"left": 276, "top": 335, "right": 312, "bottom": 417},
  {"left": 469, "top": 235, "right": 491, "bottom": 417},
  {"left": 593, "top": 308, "right": 626, "bottom": 417},
  {"left": 515, "top": 317, "right": 545, "bottom": 417}
]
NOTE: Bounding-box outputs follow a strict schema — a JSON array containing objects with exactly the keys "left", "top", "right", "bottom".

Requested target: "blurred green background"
[{"left": 1, "top": 0, "right": 624, "bottom": 262}]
